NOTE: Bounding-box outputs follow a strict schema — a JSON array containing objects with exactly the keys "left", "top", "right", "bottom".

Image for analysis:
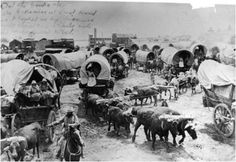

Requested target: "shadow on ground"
[{"left": 199, "top": 123, "right": 235, "bottom": 147}]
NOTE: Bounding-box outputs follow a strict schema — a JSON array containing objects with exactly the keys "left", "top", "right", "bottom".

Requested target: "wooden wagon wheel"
[
  {"left": 11, "top": 113, "right": 22, "bottom": 135},
  {"left": 213, "top": 103, "right": 235, "bottom": 137},
  {"left": 47, "top": 110, "right": 56, "bottom": 142}
]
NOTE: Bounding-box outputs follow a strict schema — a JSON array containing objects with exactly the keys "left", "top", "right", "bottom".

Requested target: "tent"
[
  {"left": 0, "top": 60, "right": 57, "bottom": 96},
  {"left": 80, "top": 55, "right": 111, "bottom": 85},
  {"left": 42, "top": 51, "right": 87, "bottom": 72},
  {"left": 136, "top": 50, "right": 155, "bottom": 63},
  {"left": 198, "top": 60, "right": 236, "bottom": 89},
  {"left": 160, "top": 47, "right": 194, "bottom": 66},
  {"left": 1, "top": 53, "right": 24, "bottom": 63},
  {"left": 109, "top": 51, "right": 129, "bottom": 64}
]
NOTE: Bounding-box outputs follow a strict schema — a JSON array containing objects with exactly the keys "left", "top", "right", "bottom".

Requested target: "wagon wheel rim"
[
  {"left": 11, "top": 113, "right": 22, "bottom": 135},
  {"left": 213, "top": 103, "right": 235, "bottom": 137},
  {"left": 47, "top": 111, "right": 56, "bottom": 142}
]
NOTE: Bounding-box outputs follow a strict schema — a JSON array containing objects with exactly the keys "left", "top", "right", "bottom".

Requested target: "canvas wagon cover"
[
  {"left": 190, "top": 43, "right": 208, "bottom": 55},
  {"left": 161, "top": 47, "right": 194, "bottom": 66},
  {"left": 42, "top": 51, "right": 87, "bottom": 71},
  {"left": 1, "top": 53, "right": 24, "bottom": 63},
  {"left": 109, "top": 51, "right": 129, "bottom": 64},
  {"left": 1, "top": 60, "right": 56, "bottom": 95},
  {"left": 136, "top": 50, "right": 154, "bottom": 63},
  {"left": 160, "top": 47, "right": 178, "bottom": 64},
  {"left": 198, "top": 60, "right": 236, "bottom": 89},
  {"left": 80, "top": 55, "right": 111, "bottom": 84},
  {"left": 219, "top": 46, "right": 235, "bottom": 67}
]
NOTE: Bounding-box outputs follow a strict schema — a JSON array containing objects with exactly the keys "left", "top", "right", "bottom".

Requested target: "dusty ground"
[{"left": 1, "top": 70, "right": 235, "bottom": 161}]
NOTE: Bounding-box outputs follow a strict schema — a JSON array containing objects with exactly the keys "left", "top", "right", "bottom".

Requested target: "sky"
[{"left": 1, "top": 0, "right": 235, "bottom": 43}]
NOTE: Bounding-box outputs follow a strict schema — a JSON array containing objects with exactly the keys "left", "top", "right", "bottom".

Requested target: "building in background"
[
  {"left": 46, "top": 38, "right": 75, "bottom": 50},
  {"left": 112, "top": 33, "right": 137, "bottom": 48},
  {"left": 22, "top": 38, "right": 37, "bottom": 53},
  {"left": 9, "top": 39, "right": 22, "bottom": 52},
  {"left": 89, "top": 34, "right": 112, "bottom": 47},
  {"left": 35, "top": 38, "right": 52, "bottom": 51}
]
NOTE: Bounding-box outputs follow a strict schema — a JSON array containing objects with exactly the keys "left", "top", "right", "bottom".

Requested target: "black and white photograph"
[{"left": 0, "top": 0, "right": 235, "bottom": 161}]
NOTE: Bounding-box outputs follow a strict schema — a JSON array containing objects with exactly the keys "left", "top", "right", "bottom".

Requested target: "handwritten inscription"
[{"left": 1, "top": 1, "right": 97, "bottom": 37}]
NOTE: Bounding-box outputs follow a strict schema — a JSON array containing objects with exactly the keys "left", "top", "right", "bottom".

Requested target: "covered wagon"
[
  {"left": 198, "top": 60, "right": 236, "bottom": 137},
  {"left": 99, "top": 46, "right": 115, "bottom": 60},
  {"left": 219, "top": 47, "right": 235, "bottom": 67},
  {"left": 109, "top": 51, "right": 129, "bottom": 79},
  {"left": 79, "top": 55, "right": 114, "bottom": 97},
  {"left": 42, "top": 51, "right": 88, "bottom": 84},
  {"left": 1, "top": 53, "right": 24, "bottom": 63},
  {"left": 160, "top": 47, "right": 194, "bottom": 74},
  {"left": 190, "top": 43, "right": 207, "bottom": 64},
  {"left": 135, "top": 50, "right": 156, "bottom": 72},
  {"left": 1, "top": 60, "right": 63, "bottom": 141}
]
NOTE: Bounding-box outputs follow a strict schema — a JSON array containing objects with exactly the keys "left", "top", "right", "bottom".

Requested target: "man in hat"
[
  {"left": 48, "top": 106, "right": 84, "bottom": 159},
  {"left": 40, "top": 78, "right": 58, "bottom": 105},
  {"left": 17, "top": 82, "right": 29, "bottom": 96},
  {"left": 29, "top": 80, "right": 41, "bottom": 104}
]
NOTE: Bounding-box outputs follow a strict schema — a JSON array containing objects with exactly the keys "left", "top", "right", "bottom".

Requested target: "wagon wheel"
[
  {"left": 47, "top": 110, "right": 56, "bottom": 142},
  {"left": 11, "top": 113, "right": 22, "bottom": 135},
  {"left": 213, "top": 103, "right": 235, "bottom": 137}
]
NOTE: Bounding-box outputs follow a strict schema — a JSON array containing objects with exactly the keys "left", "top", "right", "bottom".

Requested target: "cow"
[
  {"left": 1, "top": 136, "right": 29, "bottom": 161},
  {"left": 86, "top": 94, "right": 103, "bottom": 116},
  {"left": 150, "top": 113, "right": 179, "bottom": 150},
  {"left": 1, "top": 116, "right": 8, "bottom": 139},
  {"left": 125, "top": 86, "right": 159, "bottom": 106},
  {"left": 108, "top": 107, "right": 134, "bottom": 137},
  {"left": 131, "top": 107, "right": 156, "bottom": 142},
  {"left": 13, "top": 122, "right": 42, "bottom": 159},
  {"left": 131, "top": 107, "right": 180, "bottom": 143},
  {"left": 175, "top": 118, "right": 197, "bottom": 144}
]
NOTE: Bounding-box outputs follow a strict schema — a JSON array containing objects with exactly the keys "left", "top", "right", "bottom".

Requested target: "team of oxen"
[
  {"left": 82, "top": 82, "right": 198, "bottom": 151},
  {"left": 0, "top": 121, "right": 42, "bottom": 161}
]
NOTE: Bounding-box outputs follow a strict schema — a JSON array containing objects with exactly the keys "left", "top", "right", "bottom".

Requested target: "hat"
[
  {"left": 65, "top": 106, "right": 74, "bottom": 113},
  {"left": 31, "top": 80, "right": 37, "bottom": 85},
  {"left": 42, "top": 78, "right": 47, "bottom": 83}
]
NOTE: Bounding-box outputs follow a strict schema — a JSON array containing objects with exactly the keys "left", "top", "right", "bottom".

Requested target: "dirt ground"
[{"left": 1, "top": 70, "right": 235, "bottom": 161}]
